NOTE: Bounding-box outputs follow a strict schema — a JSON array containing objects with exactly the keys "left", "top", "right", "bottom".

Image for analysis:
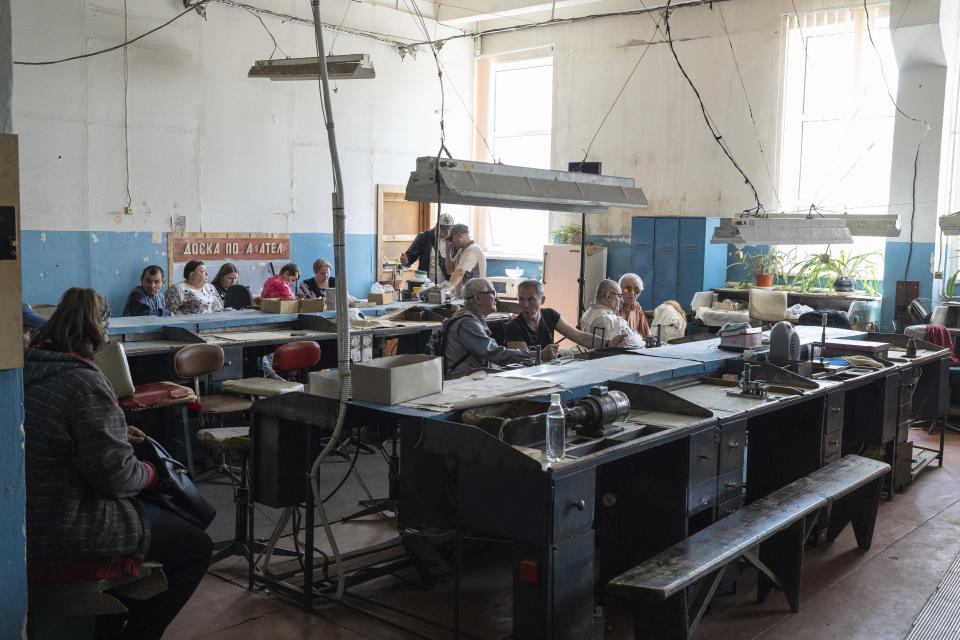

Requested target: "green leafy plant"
[
  {"left": 552, "top": 223, "right": 582, "bottom": 245},
  {"left": 727, "top": 249, "right": 793, "bottom": 282},
  {"left": 826, "top": 249, "right": 882, "bottom": 295}
]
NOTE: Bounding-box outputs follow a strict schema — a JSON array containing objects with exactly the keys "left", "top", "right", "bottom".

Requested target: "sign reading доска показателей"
[{"left": 170, "top": 234, "right": 290, "bottom": 262}]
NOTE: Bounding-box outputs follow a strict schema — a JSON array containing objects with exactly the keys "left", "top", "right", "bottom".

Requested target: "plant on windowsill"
[
  {"left": 552, "top": 223, "right": 582, "bottom": 245},
  {"left": 825, "top": 249, "right": 883, "bottom": 295},
  {"left": 727, "top": 250, "right": 791, "bottom": 288}
]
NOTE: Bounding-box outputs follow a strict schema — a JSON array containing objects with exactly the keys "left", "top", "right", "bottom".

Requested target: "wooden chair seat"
[
  {"left": 118, "top": 381, "right": 196, "bottom": 411},
  {"left": 193, "top": 394, "right": 253, "bottom": 414},
  {"left": 197, "top": 426, "right": 250, "bottom": 453},
  {"left": 220, "top": 377, "right": 304, "bottom": 397}
]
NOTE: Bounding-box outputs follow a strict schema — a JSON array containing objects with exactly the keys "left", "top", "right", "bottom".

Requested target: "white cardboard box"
[
  {"left": 308, "top": 369, "right": 344, "bottom": 400},
  {"left": 350, "top": 355, "right": 442, "bottom": 405}
]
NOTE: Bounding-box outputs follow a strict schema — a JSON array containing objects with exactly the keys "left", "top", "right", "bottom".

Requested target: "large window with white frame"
[
  {"left": 482, "top": 56, "right": 553, "bottom": 259},
  {"left": 778, "top": 3, "right": 895, "bottom": 261}
]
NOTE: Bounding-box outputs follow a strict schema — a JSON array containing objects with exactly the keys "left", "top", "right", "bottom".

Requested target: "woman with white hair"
[{"left": 618, "top": 273, "right": 650, "bottom": 338}]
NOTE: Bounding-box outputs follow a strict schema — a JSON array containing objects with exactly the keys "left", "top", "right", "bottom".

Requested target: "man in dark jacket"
[
  {"left": 400, "top": 212, "right": 454, "bottom": 283},
  {"left": 123, "top": 264, "right": 171, "bottom": 316}
]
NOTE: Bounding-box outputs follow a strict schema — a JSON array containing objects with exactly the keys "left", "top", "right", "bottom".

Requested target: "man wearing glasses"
[
  {"left": 617, "top": 273, "right": 650, "bottom": 337},
  {"left": 441, "top": 278, "right": 535, "bottom": 378},
  {"left": 579, "top": 279, "right": 645, "bottom": 348}
]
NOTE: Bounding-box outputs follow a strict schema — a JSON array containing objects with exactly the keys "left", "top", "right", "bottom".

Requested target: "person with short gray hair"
[
  {"left": 441, "top": 278, "right": 534, "bottom": 378},
  {"left": 618, "top": 272, "right": 650, "bottom": 337},
  {"left": 443, "top": 223, "right": 486, "bottom": 297},
  {"left": 580, "top": 279, "right": 644, "bottom": 348},
  {"left": 505, "top": 279, "right": 627, "bottom": 360}
]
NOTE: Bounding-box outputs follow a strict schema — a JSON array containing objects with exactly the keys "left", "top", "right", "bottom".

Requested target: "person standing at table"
[
  {"left": 165, "top": 260, "right": 223, "bottom": 315},
  {"left": 297, "top": 258, "right": 335, "bottom": 299},
  {"left": 262, "top": 263, "right": 300, "bottom": 299},
  {"left": 443, "top": 223, "right": 486, "bottom": 297},
  {"left": 123, "top": 265, "right": 171, "bottom": 317},
  {"left": 400, "top": 212, "right": 455, "bottom": 285}
]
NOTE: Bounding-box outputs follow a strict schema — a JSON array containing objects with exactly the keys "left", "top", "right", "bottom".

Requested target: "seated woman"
[
  {"left": 297, "top": 258, "right": 335, "bottom": 299},
  {"left": 210, "top": 263, "right": 239, "bottom": 301},
  {"left": 25, "top": 288, "right": 212, "bottom": 638},
  {"left": 165, "top": 260, "right": 223, "bottom": 315},
  {"left": 617, "top": 272, "right": 650, "bottom": 338},
  {"left": 261, "top": 262, "right": 300, "bottom": 299}
]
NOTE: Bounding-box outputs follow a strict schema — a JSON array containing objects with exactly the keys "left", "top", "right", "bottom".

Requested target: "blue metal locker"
[
  {"left": 653, "top": 218, "right": 679, "bottom": 307},
  {"left": 678, "top": 218, "right": 706, "bottom": 310},
  {"left": 630, "top": 217, "right": 654, "bottom": 310}
]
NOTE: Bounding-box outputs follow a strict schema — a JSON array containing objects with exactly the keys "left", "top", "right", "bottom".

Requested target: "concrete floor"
[{"left": 166, "top": 426, "right": 960, "bottom": 639}]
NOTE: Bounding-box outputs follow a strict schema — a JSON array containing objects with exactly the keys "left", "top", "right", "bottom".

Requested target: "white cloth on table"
[{"left": 695, "top": 307, "right": 751, "bottom": 327}]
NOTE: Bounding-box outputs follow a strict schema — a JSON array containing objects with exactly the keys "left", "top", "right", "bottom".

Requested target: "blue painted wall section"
[
  {"left": 21, "top": 231, "right": 377, "bottom": 314},
  {"left": 0, "top": 367, "right": 26, "bottom": 638},
  {"left": 586, "top": 234, "right": 632, "bottom": 281},
  {"left": 881, "top": 241, "right": 935, "bottom": 329}
]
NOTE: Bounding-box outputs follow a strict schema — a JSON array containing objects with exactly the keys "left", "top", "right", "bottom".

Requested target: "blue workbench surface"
[{"left": 107, "top": 301, "right": 433, "bottom": 335}]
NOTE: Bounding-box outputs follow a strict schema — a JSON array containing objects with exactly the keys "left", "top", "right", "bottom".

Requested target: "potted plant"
[
  {"left": 727, "top": 250, "right": 789, "bottom": 288},
  {"left": 553, "top": 223, "right": 582, "bottom": 245},
  {"left": 826, "top": 250, "right": 882, "bottom": 294}
]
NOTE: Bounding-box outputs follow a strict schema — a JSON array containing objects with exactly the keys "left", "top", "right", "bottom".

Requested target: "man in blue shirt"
[{"left": 123, "top": 265, "right": 171, "bottom": 316}]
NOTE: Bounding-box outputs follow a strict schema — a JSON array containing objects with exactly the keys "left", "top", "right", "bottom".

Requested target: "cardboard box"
[
  {"left": 299, "top": 298, "right": 326, "bottom": 312},
  {"left": 384, "top": 306, "right": 449, "bottom": 323},
  {"left": 351, "top": 355, "right": 442, "bottom": 405},
  {"left": 261, "top": 298, "right": 299, "bottom": 314},
  {"left": 307, "top": 369, "right": 344, "bottom": 400},
  {"left": 350, "top": 300, "right": 376, "bottom": 308},
  {"left": 367, "top": 291, "right": 395, "bottom": 305}
]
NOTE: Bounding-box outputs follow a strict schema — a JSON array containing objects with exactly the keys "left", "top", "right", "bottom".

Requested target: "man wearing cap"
[
  {"left": 443, "top": 223, "right": 486, "bottom": 297},
  {"left": 400, "top": 213, "right": 455, "bottom": 284}
]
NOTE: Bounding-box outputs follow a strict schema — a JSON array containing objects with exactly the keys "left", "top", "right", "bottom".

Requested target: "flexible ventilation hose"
[{"left": 308, "top": 0, "right": 349, "bottom": 600}]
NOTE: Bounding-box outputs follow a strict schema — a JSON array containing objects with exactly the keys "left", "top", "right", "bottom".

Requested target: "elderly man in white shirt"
[{"left": 579, "top": 279, "right": 645, "bottom": 348}]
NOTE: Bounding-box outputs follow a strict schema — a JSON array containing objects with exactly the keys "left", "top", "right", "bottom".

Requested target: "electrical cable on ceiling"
[
  {"left": 122, "top": 0, "right": 131, "bottom": 209},
  {"left": 244, "top": 6, "right": 290, "bottom": 60},
  {"left": 663, "top": 0, "right": 762, "bottom": 214},
  {"left": 326, "top": 0, "right": 354, "bottom": 55},
  {"left": 437, "top": 57, "right": 495, "bottom": 161},
  {"left": 717, "top": 5, "right": 780, "bottom": 211},
  {"left": 14, "top": 1, "right": 209, "bottom": 65},
  {"left": 863, "top": 0, "right": 929, "bottom": 282},
  {"left": 580, "top": 1, "right": 662, "bottom": 163}
]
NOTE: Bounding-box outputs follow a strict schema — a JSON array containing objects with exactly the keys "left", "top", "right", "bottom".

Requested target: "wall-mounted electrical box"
[{"left": 0, "top": 135, "right": 23, "bottom": 370}]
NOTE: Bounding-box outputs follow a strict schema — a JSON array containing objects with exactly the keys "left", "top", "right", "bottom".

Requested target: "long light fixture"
[
  {"left": 710, "top": 216, "right": 853, "bottom": 245},
  {"left": 839, "top": 214, "right": 901, "bottom": 237},
  {"left": 404, "top": 157, "right": 648, "bottom": 213},
  {"left": 248, "top": 54, "right": 375, "bottom": 81},
  {"left": 939, "top": 213, "right": 960, "bottom": 235}
]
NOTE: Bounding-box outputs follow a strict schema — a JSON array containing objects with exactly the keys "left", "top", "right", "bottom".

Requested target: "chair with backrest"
[
  {"left": 96, "top": 342, "right": 197, "bottom": 474},
  {"left": 272, "top": 340, "right": 322, "bottom": 384},
  {"left": 216, "top": 341, "right": 319, "bottom": 399}
]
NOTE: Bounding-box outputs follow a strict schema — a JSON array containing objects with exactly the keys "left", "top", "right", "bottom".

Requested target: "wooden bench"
[{"left": 605, "top": 454, "right": 889, "bottom": 640}]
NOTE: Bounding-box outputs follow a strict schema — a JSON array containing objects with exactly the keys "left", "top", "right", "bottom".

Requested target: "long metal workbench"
[{"left": 250, "top": 326, "right": 950, "bottom": 639}]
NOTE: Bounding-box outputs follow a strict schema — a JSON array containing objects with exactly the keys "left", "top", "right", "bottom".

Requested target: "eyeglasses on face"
[
  {"left": 608, "top": 291, "right": 623, "bottom": 299},
  {"left": 476, "top": 290, "right": 497, "bottom": 298},
  {"left": 622, "top": 286, "right": 642, "bottom": 293}
]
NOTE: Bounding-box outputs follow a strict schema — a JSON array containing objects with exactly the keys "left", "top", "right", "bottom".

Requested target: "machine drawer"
[
  {"left": 822, "top": 431, "right": 842, "bottom": 461},
  {"left": 211, "top": 345, "right": 243, "bottom": 382},
  {"left": 881, "top": 374, "right": 899, "bottom": 443},
  {"left": 687, "top": 477, "right": 716, "bottom": 516},
  {"left": 824, "top": 391, "right": 844, "bottom": 436},
  {"left": 717, "top": 468, "right": 744, "bottom": 503},
  {"left": 552, "top": 470, "right": 596, "bottom": 542},
  {"left": 688, "top": 426, "right": 718, "bottom": 486},
  {"left": 718, "top": 420, "right": 745, "bottom": 475},
  {"left": 717, "top": 495, "right": 744, "bottom": 520}
]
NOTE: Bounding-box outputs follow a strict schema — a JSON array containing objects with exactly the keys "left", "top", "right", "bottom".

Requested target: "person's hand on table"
[
  {"left": 127, "top": 425, "right": 146, "bottom": 444},
  {"left": 609, "top": 334, "right": 628, "bottom": 348},
  {"left": 542, "top": 344, "right": 559, "bottom": 361},
  {"left": 399, "top": 253, "right": 410, "bottom": 266}
]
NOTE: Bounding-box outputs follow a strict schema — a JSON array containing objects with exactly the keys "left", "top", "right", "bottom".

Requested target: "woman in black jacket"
[{"left": 25, "top": 288, "right": 212, "bottom": 639}]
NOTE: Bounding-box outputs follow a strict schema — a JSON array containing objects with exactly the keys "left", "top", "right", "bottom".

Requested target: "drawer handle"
[
  {"left": 725, "top": 481, "right": 739, "bottom": 489},
  {"left": 697, "top": 454, "right": 710, "bottom": 460},
  {"left": 727, "top": 440, "right": 740, "bottom": 450},
  {"left": 569, "top": 499, "right": 586, "bottom": 512},
  {"left": 828, "top": 438, "right": 839, "bottom": 446},
  {"left": 830, "top": 407, "right": 841, "bottom": 415},
  {"left": 702, "top": 497, "right": 710, "bottom": 505}
]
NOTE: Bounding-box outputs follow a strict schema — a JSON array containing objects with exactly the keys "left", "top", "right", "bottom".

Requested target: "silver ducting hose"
[{"left": 308, "top": 0, "right": 349, "bottom": 600}]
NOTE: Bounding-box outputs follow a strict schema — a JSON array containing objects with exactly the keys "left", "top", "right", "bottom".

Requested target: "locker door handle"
[{"left": 830, "top": 407, "right": 842, "bottom": 415}]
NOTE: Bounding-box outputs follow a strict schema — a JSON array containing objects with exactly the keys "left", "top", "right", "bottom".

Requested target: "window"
[
  {"left": 482, "top": 57, "right": 553, "bottom": 258},
  {"left": 778, "top": 4, "right": 895, "bottom": 258}
]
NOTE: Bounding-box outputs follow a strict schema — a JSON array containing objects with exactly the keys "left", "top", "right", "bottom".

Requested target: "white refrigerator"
[{"left": 542, "top": 244, "right": 608, "bottom": 332}]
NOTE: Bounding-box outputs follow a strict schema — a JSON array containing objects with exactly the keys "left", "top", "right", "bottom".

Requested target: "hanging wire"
[
  {"left": 122, "top": 0, "right": 132, "bottom": 209},
  {"left": 243, "top": 6, "right": 290, "bottom": 60}
]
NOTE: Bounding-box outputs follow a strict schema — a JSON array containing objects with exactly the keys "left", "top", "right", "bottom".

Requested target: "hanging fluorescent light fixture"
[
  {"left": 835, "top": 214, "right": 900, "bottom": 237},
  {"left": 404, "top": 157, "right": 648, "bottom": 213},
  {"left": 710, "top": 216, "right": 853, "bottom": 245},
  {"left": 939, "top": 213, "right": 960, "bottom": 235},
  {"left": 248, "top": 54, "right": 375, "bottom": 81}
]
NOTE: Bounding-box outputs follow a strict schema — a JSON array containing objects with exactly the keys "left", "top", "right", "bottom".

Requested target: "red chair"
[{"left": 273, "top": 340, "right": 322, "bottom": 384}]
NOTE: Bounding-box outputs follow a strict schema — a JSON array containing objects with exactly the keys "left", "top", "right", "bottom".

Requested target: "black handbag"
[{"left": 134, "top": 436, "right": 216, "bottom": 530}]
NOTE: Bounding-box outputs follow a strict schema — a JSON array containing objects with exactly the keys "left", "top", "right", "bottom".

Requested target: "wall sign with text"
[{"left": 167, "top": 232, "right": 291, "bottom": 290}]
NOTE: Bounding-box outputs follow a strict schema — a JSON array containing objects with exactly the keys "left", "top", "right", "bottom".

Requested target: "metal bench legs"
[
  {"left": 756, "top": 514, "right": 819, "bottom": 612},
  {"left": 629, "top": 568, "right": 726, "bottom": 640},
  {"left": 826, "top": 477, "right": 883, "bottom": 549}
]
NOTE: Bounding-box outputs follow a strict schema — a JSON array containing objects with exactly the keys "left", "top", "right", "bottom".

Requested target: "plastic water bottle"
[{"left": 545, "top": 393, "right": 565, "bottom": 462}]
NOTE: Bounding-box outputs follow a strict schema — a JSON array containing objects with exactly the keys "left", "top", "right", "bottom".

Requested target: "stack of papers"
[{"left": 401, "top": 372, "right": 565, "bottom": 412}]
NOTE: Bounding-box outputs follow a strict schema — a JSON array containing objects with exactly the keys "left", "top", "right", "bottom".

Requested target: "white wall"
[{"left": 10, "top": 0, "right": 476, "bottom": 236}]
